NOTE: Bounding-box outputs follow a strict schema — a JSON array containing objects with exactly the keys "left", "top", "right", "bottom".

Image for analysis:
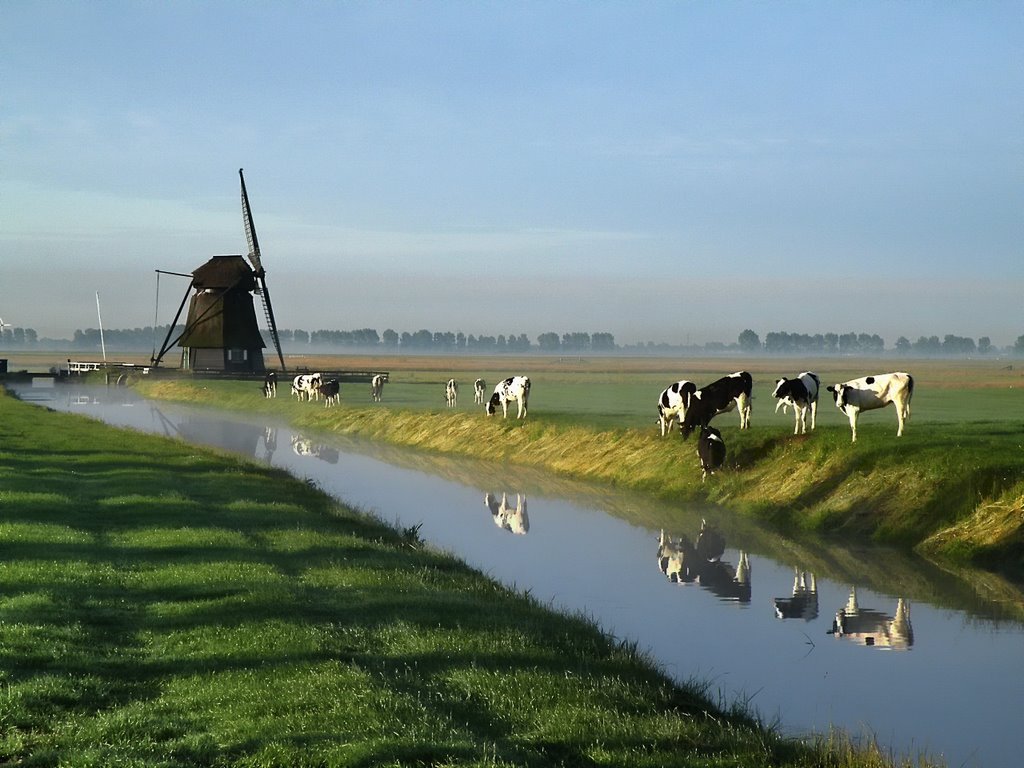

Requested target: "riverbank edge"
[{"left": 135, "top": 379, "right": 1024, "bottom": 577}]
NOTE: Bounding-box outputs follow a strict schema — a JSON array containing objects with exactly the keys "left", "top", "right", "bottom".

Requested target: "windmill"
[{"left": 151, "top": 170, "right": 287, "bottom": 373}]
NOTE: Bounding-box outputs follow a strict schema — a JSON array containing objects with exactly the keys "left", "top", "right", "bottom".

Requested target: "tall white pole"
[{"left": 96, "top": 291, "right": 107, "bottom": 362}]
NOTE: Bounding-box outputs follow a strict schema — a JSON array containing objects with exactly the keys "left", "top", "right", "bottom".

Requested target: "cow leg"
[
  {"left": 847, "top": 409, "right": 859, "bottom": 442},
  {"left": 810, "top": 401, "right": 817, "bottom": 430}
]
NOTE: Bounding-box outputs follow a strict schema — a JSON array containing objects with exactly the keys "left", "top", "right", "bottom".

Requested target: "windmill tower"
[{"left": 151, "top": 170, "right": 287, "bottom": 373}]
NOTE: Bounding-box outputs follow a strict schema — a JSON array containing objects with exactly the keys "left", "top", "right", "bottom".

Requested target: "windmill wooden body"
[{"left": 152, "top": 170, "right": 286, "bottom": 374}]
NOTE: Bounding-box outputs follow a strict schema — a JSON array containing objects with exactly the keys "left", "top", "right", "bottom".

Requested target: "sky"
[{"left": 3, "top": 1, "right": 1022, "bottom": 347}]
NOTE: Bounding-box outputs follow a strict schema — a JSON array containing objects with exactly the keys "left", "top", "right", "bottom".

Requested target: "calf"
[
  {"left": 697, "top": 426, "right": 726, "bottom": 482},
  {"left": 772, "top": 371, "right": 820, "bottom": 434},
  {"left": 656, "top": 379, "right": 697, "bottom": 437},
  {"left": 370, "top": 374, "right": 385, "bottom": 402},
  {"left": 474, "top": 378, "right": 486, "bottom": 405},
  {"left": 262, "top": 371, "right": 277, "bottom": 398},
  {"left": 826, "top": 372, "right": 913, "bottom": 442},
  {"left": 486, "top": 376, "right": 531, "bottom": 418},
  {"left": 318, "top": 378, "right": 340, "bottom": 407},
  {"left": 680, "top": 371, "right": 753, "bottom": 439},
  {"left": 445, "top": 378, "right": 458, "bottom": 408}
]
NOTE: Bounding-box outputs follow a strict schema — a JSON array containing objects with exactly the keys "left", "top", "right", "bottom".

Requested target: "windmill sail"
[{"left": 239, "top": 168, "right": 286, "bottom": 372}]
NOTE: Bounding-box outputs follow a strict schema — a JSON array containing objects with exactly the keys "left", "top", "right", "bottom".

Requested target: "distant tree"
[
  {"left": 914, "top": 335, "right": 942, "bottom": 354},
  {"left": 978, "top": 337, "right": 991, "bottom": 355},
  {"left": 592, "top": 332, "right": 616, "bottom": 351},
  {"left": 1014, "top": 335, "right": 1024, "bottom": 356},
  {"left": 293, "top": 329, "right": 309, "bottom": 345},
  {"left": 738, "top": 329, "right": 761, "bottom": 352},
  {"left": 456, "top": 332, "right": 466, "bottom": 349},
  {"left": 562, "top": 332, "right": 590, "bottom": 351},
  {"left": 823, "top": 333, "right": 839, "bottom": 354},
  {"left": 537, "top": 332, "right": 560, "bottom": 351},
  {"left": 382, "top": 329, "right": 398, "bottom": 348},
  {"left": 895, "top": 336, "right": 911, "bottom": 355}
]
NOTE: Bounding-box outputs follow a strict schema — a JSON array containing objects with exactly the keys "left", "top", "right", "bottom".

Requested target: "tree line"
[{"left": 3, "top": 325, "right": 1023, "bottom": 357}]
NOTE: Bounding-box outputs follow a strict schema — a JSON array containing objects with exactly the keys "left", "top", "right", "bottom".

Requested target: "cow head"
[
  {"left": 486, "top": 393, "right": 501, "bottom": 415},
  {"left": 826, "top": 384, "right": 849, "bottom": 408}
]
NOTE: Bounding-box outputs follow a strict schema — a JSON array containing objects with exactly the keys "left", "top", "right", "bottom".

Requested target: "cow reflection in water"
[
  {"left": 657, "top": 521, "right": 751, "bottom": 603},
  {"left": 828, "top": 588, "right": 913, "bottom": 649},
  {"left": 261, "top": 426, "right": 278, "bottom": 462},
  {"left": 290, "top": 434, "right": 340, "bottom": 464},
  {"left": 484, "top": 493, "right": 529, "bottom": 535},
  {"left": 773, "top": 569, "right": 818, "bottom": 621}
]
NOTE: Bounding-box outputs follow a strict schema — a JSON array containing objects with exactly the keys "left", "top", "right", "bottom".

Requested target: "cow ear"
[{"left": 826, "top": 385, "right": 835, "bottom": 392}]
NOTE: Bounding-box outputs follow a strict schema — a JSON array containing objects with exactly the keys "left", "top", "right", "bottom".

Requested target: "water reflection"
[
  {"left": 828, "top": 588, "right": 913, "bottom": 650},
  {"left": 290, "top": 434, "right": 339, "bottom": 464},
  {"left": 484, "top": 492, "right": 530, "bottom": 535},
  {"left": 657, "top": 522, "right": 752, "bottom": 604},
  {"left": 774, "top": 570, "right": 819, "bottom": 621}
]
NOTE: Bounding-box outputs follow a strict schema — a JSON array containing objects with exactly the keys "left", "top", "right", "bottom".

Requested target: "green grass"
[{"left": 0, "top": 388, "right": 942, "bottom": 766}]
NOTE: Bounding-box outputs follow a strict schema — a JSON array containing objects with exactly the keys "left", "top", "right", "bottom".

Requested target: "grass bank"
[
  {"left": 136, "top": 375, "right": 1024, "bottom": 575},
  {"left": 0, "top": 389, "right": 938, "bottom": 767}
]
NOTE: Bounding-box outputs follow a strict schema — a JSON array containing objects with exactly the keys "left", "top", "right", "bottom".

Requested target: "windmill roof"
[{"left": 192, "top": 255, "right": 255, "bottom": 290}]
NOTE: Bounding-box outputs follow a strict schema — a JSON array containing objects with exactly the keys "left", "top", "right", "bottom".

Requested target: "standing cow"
[
  {"left": 680, "top": 371, "right": 753, "bottom": 439},
  {"left": 445, "top": 378, "right": 459, "bottom": 408},
  {"left": 474, "top": 378, "right": 486, "bottom": 405},
  {"left": 656, "top": 379, "right": 696, "bottom": 437},
  {"left": 262, "top": 371, "right": 277, "bottom": 398},
  {"left": 486, "top": 376, "right": 531, "bottom": 419},
  {"left": 826, "top": 372, "right": 913, "bottom": 442},
  {"left": 772, "top": 371, "right": 820, "bottom": 434},
  {"left": 370, "top": 374, "right": 385, "bottom": 402}
]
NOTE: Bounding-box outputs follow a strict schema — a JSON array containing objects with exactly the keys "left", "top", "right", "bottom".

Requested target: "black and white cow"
[
  {"left": 445, "top": 378, "right": 458, "bottom": 408},
  {"left": 262, "top": 371, "right": 277, "bottom": 398},
  {"left": 656, "top": 379, "right": 697, "bottom": 437},
  {"left": 679, "top": 371, "right": 753, "bottom": 439},
  {"left": 486, "top": 376, "right": 531, "bottom": 419},
  {"left": 826, "top": 372, "right": 913, "bottom": 442},
  {"left": 474, "top": 378, "right": 486, "bottom": 405},
  {"left": 697, "top": 426, "right": 726, "bottom": 482},
  {"left": 370, "top": 374, "right": 385, "bottom": 402},
  {"left": 828, "top": 588, "right": 913, "bottom": 649},
  {"left": 291, "top": 372, "right": 323, "bottom": 402},
  {"left": 773, "top": 569, "right": 819, "bottom": 621},
  {"left": 771, "top": 371, "right": 820, "bottom": 434},
  {"left": 318, "top": 378, "right": 340, "bottom": 407}
]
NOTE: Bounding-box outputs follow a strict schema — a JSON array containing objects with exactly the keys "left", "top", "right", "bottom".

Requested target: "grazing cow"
[
  {"left": 291, "top": 372, "right": 323, "bottom": 402},
  {"left": 262, "top": 371, "right": 277, "bottom": 398},
  {"left": 318, "top": 378, "right": 340, "bottom": 407},
  {"left": 656, "top": 379, "right": 697, "bottom": 437},
  {"left": 445, "top": 378, "right": 458, "bottom": 408},
  {"left": 774, "top": 569, "right": 819, "bottom": 621},
  {"left": 697, "top": 426, "right": 726, "bottom": 482},
  {"left": 370, "top": 374, "right": 385, "bottom": 402},
  {"left": 484, "top": 492, "right": 529, "bottom": 535},
  {"left": 828, "top": 588, "right": 913, "bottom": 649},
  {"left": 680, "top": 371, "right": 753, "bottom": 439},
  {"left": 826, "top": 372, "right": 913, "bottom": 442},
  {"left": 474, "top": 378, "right": 486, "bottom": 405},
  {"left": 486, "top": 376, "right": 531, "bottom": 419},
  {"left": 772, "top": 371, "right": 820, "bottom": 434}
]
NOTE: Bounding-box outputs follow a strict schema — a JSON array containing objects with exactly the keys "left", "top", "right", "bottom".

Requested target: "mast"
[{"left": 240, "top": 168, "right": 286, "bottom": 372}]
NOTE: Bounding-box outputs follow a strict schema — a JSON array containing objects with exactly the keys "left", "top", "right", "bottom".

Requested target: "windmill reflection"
[
  {"left": 290, "top": 434, "right": 340, "bottom": 464},
  {"left": 657, "top": 521, "right": 751, "bottom": 603},
  {"left": 774, "top": 569, "right": 818, "bottom": 621},
  {"left": 828, "top": 588, "right": 913, "bottom": 649},
  {"left": 484, "top": 492, "right": 529, "bottom": 535}
]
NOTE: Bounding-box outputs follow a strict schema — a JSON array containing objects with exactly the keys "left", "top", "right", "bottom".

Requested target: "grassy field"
[
  {"left": 0, "top": 386, "right": 941, "bottom": 767},
  {"left": 130, "top": 354, "right": 1024, "bottom": 576}
]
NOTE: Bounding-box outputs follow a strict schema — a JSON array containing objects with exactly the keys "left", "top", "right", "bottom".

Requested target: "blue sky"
[{"left": 3, "top": 1, "right": 1021, "bottom": 346}]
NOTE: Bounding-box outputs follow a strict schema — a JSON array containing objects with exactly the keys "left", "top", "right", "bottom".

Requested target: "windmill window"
[{"left": 228, "top": 348, "right": 248, "bottom": 362}]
